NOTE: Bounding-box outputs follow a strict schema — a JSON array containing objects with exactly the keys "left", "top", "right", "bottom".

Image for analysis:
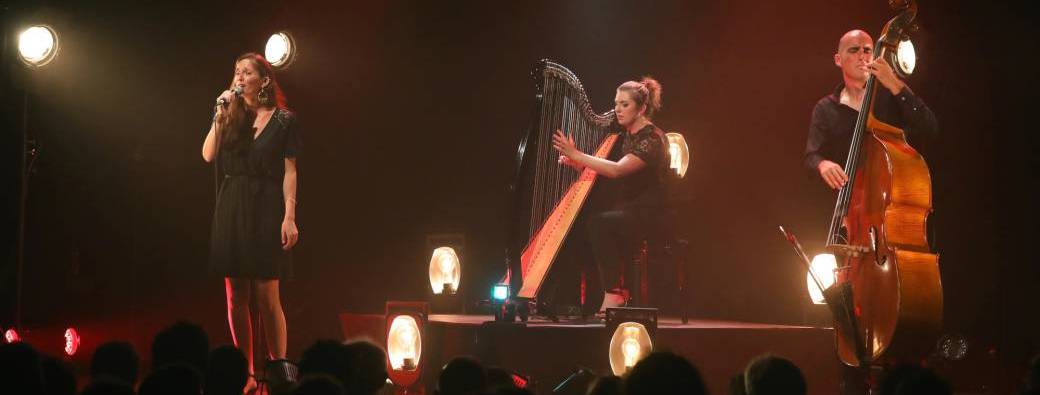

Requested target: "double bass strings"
[{"left": 829, "top": 53, "right": 883, "bottom": 246}]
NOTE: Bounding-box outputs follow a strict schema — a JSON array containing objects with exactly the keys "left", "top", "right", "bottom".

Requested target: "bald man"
[{"left": 804, "top": 30, "right": 938, "bottom": 190}]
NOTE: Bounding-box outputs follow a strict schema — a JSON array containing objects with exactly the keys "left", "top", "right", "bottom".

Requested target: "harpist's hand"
[
  {"left": 817, "top": 160, "right": 849, "bottom": 190},
  {"left": 281, "top": 219, "right": 299, "bottom": 250},
  {"left": 552, "top": 129, "right": 580, "bottom": 160},
  {"left": 559, "top": 155, "right": 584, "bottom": 171}
]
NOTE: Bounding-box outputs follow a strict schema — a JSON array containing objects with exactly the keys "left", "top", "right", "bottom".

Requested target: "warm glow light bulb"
[
  {"left": 807, "top": 254, "right": 838, "bottom": 304},
  {"left": 621, "top": 337, "right": 641, "bottom": 368},
  {"left": 896, "top": 39, "right": 916, "bottom": 76},
  {"left": 670, "top": 144, "right": 682, "bottom": 174},
  {"left": 387, "top": 315, "right": 422, "bottom": 371},
  {"left": 609, "top": 323, "right": 652, "bottom": 375},
  {"left": 440, "top": 255, "right": 455, "bottom": 282},
  {"left": 399, "top": 326, "right": 416, "bottom": 358},
  {"left": 429, "top": 247, "right": 461, "bottom": 294},
  {"left": 265, "top": 32, "right": 294, "bottom": 68},
  {"left": 664, "top": 132, "right": 690, "bottom": 178},
  {"left": 18, "top": 26, "right": 58, "bottom": 66}
]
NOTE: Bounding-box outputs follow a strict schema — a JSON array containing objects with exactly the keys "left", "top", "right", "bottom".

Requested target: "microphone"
[{"left": 217, "top": 86, "right": 243, "bottom": 107}]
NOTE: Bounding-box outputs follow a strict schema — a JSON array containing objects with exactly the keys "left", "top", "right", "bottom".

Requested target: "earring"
[{"left": 257, "top": 87, "right": 269, "bottom": 105}]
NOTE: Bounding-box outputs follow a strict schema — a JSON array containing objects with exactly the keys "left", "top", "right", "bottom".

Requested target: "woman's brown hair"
[
  {"left": 617, "top": 76, "right": 663, "bottom": 119},
  {"left": 217, "top": 53, "right": 288, "bottom": 147}
]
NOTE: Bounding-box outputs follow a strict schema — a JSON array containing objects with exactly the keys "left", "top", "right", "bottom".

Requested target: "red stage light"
[
  {"left": 4, "top": 329, "right": 20, "bottom": 343},
  {"left": 511, "top": 373, "right": 529, "bottom": 389},
  {"left": 64, "top": 328, "right": 81, "bottom": 356}
]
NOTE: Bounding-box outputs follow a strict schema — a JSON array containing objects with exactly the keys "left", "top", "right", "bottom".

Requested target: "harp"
[{"left": 506, "top": 60, "right": 618, "bottom": 299}]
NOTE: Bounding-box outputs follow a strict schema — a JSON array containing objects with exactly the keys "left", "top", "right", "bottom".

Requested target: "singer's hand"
[
  {"left": 216, "top": 90, "right": 236, "bottom": 106},
  {"left": 213, "top": 90, "right": 237, "bottom": 120},
  {"left": 281, "top": 218, "right": 299, "bottom": 250}
]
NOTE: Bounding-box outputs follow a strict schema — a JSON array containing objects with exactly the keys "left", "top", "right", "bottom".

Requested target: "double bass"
[{"left": 786, "top": 0, "right": 942, "bottom": 368}]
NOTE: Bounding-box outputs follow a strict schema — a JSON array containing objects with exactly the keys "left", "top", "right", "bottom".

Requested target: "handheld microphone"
[{"left": 217, "top": 86, "right": 243, "bottom": 107}]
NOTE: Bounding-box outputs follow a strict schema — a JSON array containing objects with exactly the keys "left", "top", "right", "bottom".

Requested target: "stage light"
[
  {"left": 492, "top": 284, "right": 509, "bottom": 302},
  {"left": 429, "top": 247, "right": 461, "bottom": 295},
  {"left": 894, "top": 39, "right": 916, "bottom": 77},
  {"left": 385, "top": 302, "right": 428, "bottom": 389},
  {"left": 806, "top": 254, "right": 838, "bottom": 305},
  {"left": 388, "top": 316, "right": 420, "bottom": 370},
  {"left": 64, "top": 328, "right": 80, "bottom": 356},
  {"left": 609, "top": 323, "right": 653, "bottom": 375},
  {"left": 18, "top": 25, "right": 59, "bottom": 68},
  {"left": 488, "top": 284, "right": 519, "bottom": 322},
  {"left": 937, "top": 333, "right": 968, "bottom": 361},
  {"left": 510, "top": 372, "right": 531, "bottom": 389},
  {"left": 605, "top": 307, "right": 657, "bottom": 375},
  {"left": 265, "top": 31, "right": 296, "bottom": 69},
  {"left": 4, "top": 329, "right": 20, "bottom": 343},
  {"left": 665, "top": 132, "right": 690, "bottom": 178}
]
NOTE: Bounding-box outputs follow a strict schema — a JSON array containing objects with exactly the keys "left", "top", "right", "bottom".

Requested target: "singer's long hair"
[{"left": 217, "top": 53, "right": 288, "bottom": 148}]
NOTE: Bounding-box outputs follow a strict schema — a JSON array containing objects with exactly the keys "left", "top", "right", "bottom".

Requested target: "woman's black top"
[{"left": 210, "top": 108, "right": 300, "bottom": 279}]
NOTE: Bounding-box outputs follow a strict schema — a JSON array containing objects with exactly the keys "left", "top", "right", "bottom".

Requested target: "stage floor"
[{"left": 340, "top": 313, "right": 841, "bottom": 394}]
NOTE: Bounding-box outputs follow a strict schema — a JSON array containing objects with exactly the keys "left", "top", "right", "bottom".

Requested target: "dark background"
[{"left": 2, "top": 0, "right": 1036, "bottom": 389}]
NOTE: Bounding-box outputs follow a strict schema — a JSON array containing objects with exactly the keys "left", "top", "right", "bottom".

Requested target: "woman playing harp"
[{"left": 553, "top": 77, "right": 669, "bottom": 313}]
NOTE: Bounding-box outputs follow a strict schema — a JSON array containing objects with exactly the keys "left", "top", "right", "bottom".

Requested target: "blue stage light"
[{"left": 492, "top": 284, "right": 509, "bottom": 302}]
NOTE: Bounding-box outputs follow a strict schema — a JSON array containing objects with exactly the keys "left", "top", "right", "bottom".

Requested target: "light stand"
[{"left": 15, "top": 91, "right": 38, "bottom": 331}]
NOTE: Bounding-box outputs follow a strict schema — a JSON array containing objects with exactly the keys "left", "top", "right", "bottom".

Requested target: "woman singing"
[
  {"left": 202, "top": 53, "right": 299, "bottom": 392},
  {"left": 553, "top": 77, "right": 668, "bottom": 313}
]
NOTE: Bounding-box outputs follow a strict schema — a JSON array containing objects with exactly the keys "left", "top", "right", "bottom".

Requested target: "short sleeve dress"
[
  {"left": 210, "top": 108, "right": 299, "bottom": 279},
  {"left": 617, "top": 123, "right": 668, "bottom": 214}
]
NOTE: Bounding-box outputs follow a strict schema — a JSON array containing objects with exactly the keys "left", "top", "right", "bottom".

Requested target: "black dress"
[
  {"left": 210, "top": 108, "right": 299, "bottom": 279},
  {"left": 585, "top": 123, "right": 669, "bottom": 291}
]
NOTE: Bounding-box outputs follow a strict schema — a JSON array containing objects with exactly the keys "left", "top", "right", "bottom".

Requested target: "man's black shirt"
[{"left": 804, "top": 82, "right": 938, "bottom": 175}]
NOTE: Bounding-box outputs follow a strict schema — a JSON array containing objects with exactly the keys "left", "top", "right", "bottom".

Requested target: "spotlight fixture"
[
  {"left": 429, "top": 247, "right": 461, "bottom": 295},
  {"left": 4, "top": 328, "right": 20, "bottom": 343},
  {"left": 490, "top": 284, "right": 511, "bottom": 322},
  {"left": 492, "top": 284, "right": 509, "bottom": 302},
  {"left": 605, "top": 307, "right": 658, "bottom": 375},
  {"left": 385, "top": 302, "right": 428, "bottom": 390},
  {"left": 429, "top": 246, "right": 463, "bottom": 313},
  {"left": 18, "top": 25, "right": 60, "bottom": 68},
  {"left": 265, "top": 31, "right": 296, "bottom": 69},
  {"left": 64, "top": 328, "right": 80, "bottom": 357},
  {"left": 665, "top": 132, "right": 690, "bottom": 178},
  {"left": 509, "top": 371, "right": 532, "bottom": 389},
  {"left": 806, "top": 254, "right": 838, "bottom": 305},
  {"left": 885, "top": 38, "right": 917, "bottom": 78}
]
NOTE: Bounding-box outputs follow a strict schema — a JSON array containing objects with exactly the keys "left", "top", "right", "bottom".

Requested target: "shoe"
[
  {"left": 243, "top": 374, "right": 258, "bottom": 395},
  {"left": 597, "top": 291, "right": 627, "bottom": 314}
]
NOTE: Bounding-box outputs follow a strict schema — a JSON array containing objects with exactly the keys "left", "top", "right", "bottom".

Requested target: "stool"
[{"left": 631, "top": 235, "right": 689, "bottom": 323}]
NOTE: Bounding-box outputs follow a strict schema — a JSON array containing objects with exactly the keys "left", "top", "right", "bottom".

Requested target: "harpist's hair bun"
[{"left": 618, "top": 76, "right": 663, "bottom": 118}]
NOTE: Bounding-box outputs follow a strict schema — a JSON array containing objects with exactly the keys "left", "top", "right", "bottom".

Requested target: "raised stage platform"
[{"left": 339, "top": 313, "right": 841, "bottom": 394}]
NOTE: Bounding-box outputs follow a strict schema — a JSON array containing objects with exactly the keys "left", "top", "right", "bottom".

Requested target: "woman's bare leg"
[
  {"left": 254, "top": 279, "right": 287, "bottom": 359},
  {"left": 225, "top": 277, "right": 255, "bottom": 373}
]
